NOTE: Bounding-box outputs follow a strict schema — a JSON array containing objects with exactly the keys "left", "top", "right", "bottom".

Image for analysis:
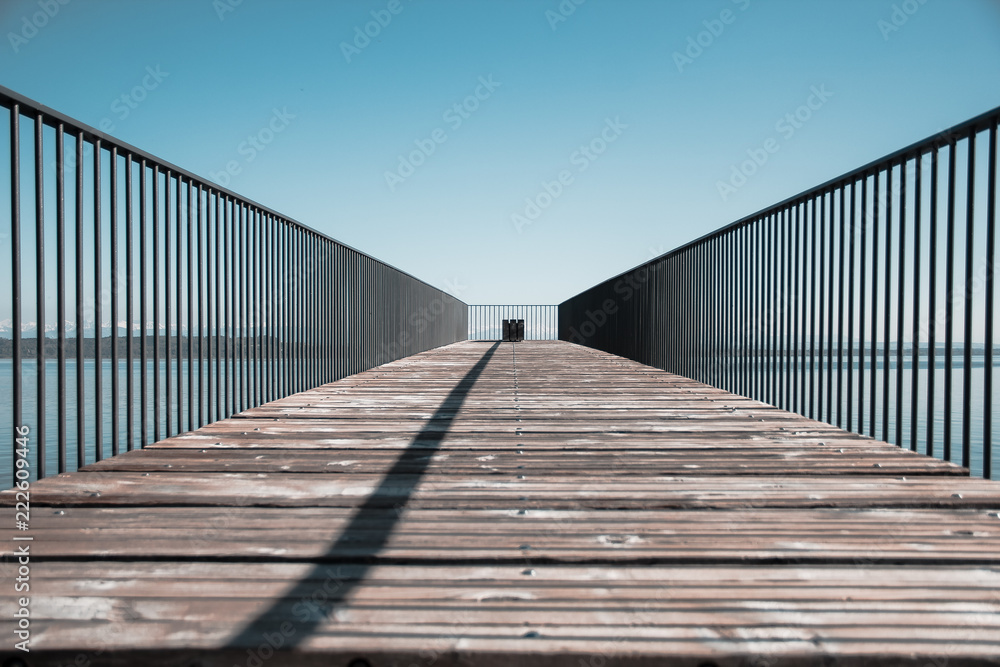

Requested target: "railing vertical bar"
[
  {"left": 126, "top": 153, "right": 135, "bottom": 452},
  {"left": 794, "top": 203, "right": 802, "bottom": 415},
  {"left": 768, "top": 212, "right": 775, "bottom": 406},
  {"left": 677, "top": 258, "right": 684, "bottom": 376},
  {"left": 705, "top": 241, "right": 710, "bottom": 384},
  {"left": 324, "top": 239, "right": 330, "bottom": 380},
  {"left": 248, "top": 204, "right": 256, "bottom": 406},
  {"left": 175, "top": 175, "right": 183, "bottom": 436},
  {"left": 110, "top": 147, "right": 119, "bottom": 457},
  {"left": 748, "top": 224, "right": 752, "bottom": 394},
  {"left": 858, "top": 176, "right": 868, "bottom": 435},
  {"left": 764, "top": 213, "right": 772, "bottom": 405},
  {"left": 292, "top": 232, "right": 305, "bottom": 392},
  {"left": 719, "top": 235, "right": 726, "bottom": 389},
  {"left": 290, "top": 229, "right": 296, "bottom": 390},
  {"left": 197, "top": 185, "right": 205, "bottom": 428},
  {"left": 213, "top": 193, "right": 221, "bottom": 422},
  {"left": 248, "top": 204, "right": 255, "bottom": 403},
  {"left": 257, "top": 210, "right": 264, "bottom": 404},
  {"left": 207, "top": 189, "right": 215, "bottom": 422},
  {"left": 883, "top": 165, "right": 893, "bottom": 444},
  {"left": 927, "top": 148, "right": 939, "bottom": 457},
  {"left": 251, "top": 208, "right": 259, "bottom": 406},
  {"left": 731, "top": 231, "right": 737, "bottom": 391},
  {"left": 281, "top": 222, "right": 288, "bottom": 394},
  {"left": 707, "top": 241, "right": 712, "bottom": 384},
  {"left": 847, "top": 181, "right": 856, "bottom": 432},
  {"left": 837, "top": 186, "right": 846, "bottom": 428},
  {"left": 269, "top": 216, "right": 285, "bottom": 392},
  {"left": 309, "top": 232, "right": 316, "bottom": 386},
  {"left": 75, "top": 132, "right": 85, "bottom": 468},
  {"left": 34, "top": 112, "right": 46, "bottom": 476},
  {"left": 313, "top": 233, "right": 319, "bottom": 385},
  {"left": 10, "top": 104, "right": 21, "bottom": 486},
  {"left": 737, "top": 227, "right": 743, "bottom": 392},
  {"left": 870, "top": 171, "right": 880, "bottom": 439},
  {"left": 705, "top": 245, "right": 711, "bottom": 382},
  {"left": 708, "top": 243, "right": 718, "bottom": 384},
  {"left": 239, "top": 202, "right": 247, "bottom": 411},
  {"left": 258, "top": 211, "right": 265, "bottom": 403},
  {"left": 896, "top": 160, "right": 908, "bottom": 449},
  {"left": 732, "top": 228, "right": 747, "bottom": 394},
  {"left": 944, "top": 139, "right": 957, "bottom": 462},
  {"left": 785, "top": 206, "right": 792, "bottom": 411},
  {"left": 94, "top": 140, "right": 103, "bottom": 462},
  {"left": 745, "top": 223, "right": 752, "bottom": 396},
  {"left": 721, "top": 236, "right": 726, "bottom": 388},
  {"left": 267, "top": 214, "right": 274, "bottom": 399},
  {"left": 983, "top": 122, "right": 996, "bottom": 479},
  {"left": 238, "top": 202, "right": 244, "bottom": 408},
  {"left": 695, "top": 244, "right": 702, "bottom": 382},
  {"left": 140, "top": 160, "right": 149, "bottom": 449},
  {"left": 270, "top": 214, "right": 276, "bottom": 396},
  {"left": 223, "top": 197, "right": 232, "bottom": 418},
  {"left": 250, "top": 205, "right": 256, "bottom": 404},
  {"left": 707, "top": 234, "right": 729, "bottom": 389},
  {"left": 961, "top": 131, "right": 976, "bottom": 469},
  {"left": 684, "top": 254, "right": 690, "bottom": 378},
  {"left": 911, "top": 154, "right": 923, "bottom": 452},
  {"left": 827, "top": 190, "right": 835, "bottom": 423},
  {"left": 273, "top": 217, "right": 280, "bottom": 397},
  {"left": 782, "top": 208, "right": 790, "bottom": 410},
  {"left": 233, "top": 201, "right": 240, "bottom": 412},
  {"left": 186, "top": 180, "right": 194, "bottom": 432},
  {"left": 734, "top": 229, "right": 740, "bottom": 392},
  {"left": 813, "top": 192, "right": 833, "bottom": 421},
  {"left": 56, "top": 123, "right": 66, "bottom": 472},
  {"left": 812, "top": 196, "right": 819, "bottom": 421},
  {"left": 276, "top": 216, "right": 282, "bottom": 394},
  {"left": 322, "top": 236, "right": 326, "bottom": 384},
  {"left": 288, "top": 222, "right": 294, "bottom": 391},
  {"left": 164, "top": 171, "right": 172, "bottom": 439},
  {"left": 735, "top": 229, "right": 741, "bottom": 393},
  {"left": 295, "top": 229, "right": 302, "bottom": 390}
]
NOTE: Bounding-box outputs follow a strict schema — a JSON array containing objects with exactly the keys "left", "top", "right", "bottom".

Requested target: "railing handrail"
[
  {"left": 560, "top": 104, "right": 1000, "bottom": 306},
  {"left": 0, "top": 83, "right": 456, "bottom": 300}
]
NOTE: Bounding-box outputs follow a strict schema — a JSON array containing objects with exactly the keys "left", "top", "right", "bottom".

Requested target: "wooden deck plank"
[
  {"left": 14, "top": 471, "right": 999, "bottom": 508},
  {"left": 2, "top": 339, "right": 999, "bottom": 665},
  {"left": 6, "top": 506, "right": 1000, "bottom": 564}
]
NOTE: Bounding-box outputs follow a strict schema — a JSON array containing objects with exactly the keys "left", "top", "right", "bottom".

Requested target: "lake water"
[
  {"left": 1, "top": 356, "right": 998, "bottom": 483},
  {"left": 2, "top": 358, "right": 231, "bottom": 483}
]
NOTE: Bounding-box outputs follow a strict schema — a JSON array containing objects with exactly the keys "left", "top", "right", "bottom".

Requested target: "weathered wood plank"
[
  {"left": 12, "top": 471, "right": 999, "bottom": 508},
  {"left": 5, "top": 506, "right": 1000, "bottom": 563}
]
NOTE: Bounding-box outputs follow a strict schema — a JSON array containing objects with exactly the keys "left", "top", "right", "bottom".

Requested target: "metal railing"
[
  {"left": 2, "top": 85, "right": 467, "bottom": 486},
  {"left": 468, "top": 305, "right": 557, "bottom": 341},
  {"left": 560, "top": 106, "right": 999, "bottom": 478}
]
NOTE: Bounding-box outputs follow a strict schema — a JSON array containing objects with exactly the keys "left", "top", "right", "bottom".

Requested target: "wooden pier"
[{"left": 3, "top": 340, "right": 1000, "bottom": 665}]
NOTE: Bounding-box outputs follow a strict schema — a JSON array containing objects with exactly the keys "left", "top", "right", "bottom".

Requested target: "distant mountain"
[{"left": 0, "top": 319, "right": 170, "bottom": 338}]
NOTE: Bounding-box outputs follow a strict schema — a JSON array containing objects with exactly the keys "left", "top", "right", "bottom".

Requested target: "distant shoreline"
[{"left": 0, "top": 335, "right": 281, "bottom": 359}]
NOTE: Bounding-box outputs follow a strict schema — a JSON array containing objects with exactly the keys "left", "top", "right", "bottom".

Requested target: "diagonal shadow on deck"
[{"left": 225, "top": 341, "right": 501, "bottom": 650}]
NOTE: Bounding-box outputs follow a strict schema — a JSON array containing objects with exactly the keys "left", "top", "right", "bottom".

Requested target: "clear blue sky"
[{"left": 1, "top": 0, "right": 998, "bottom": 305}]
